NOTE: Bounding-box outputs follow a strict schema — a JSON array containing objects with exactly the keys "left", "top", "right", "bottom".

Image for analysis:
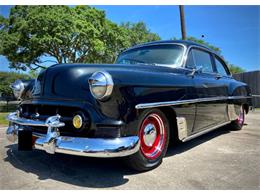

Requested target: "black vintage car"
[{"left": 6, "top": 40, "right": 252, "bottom": 171}]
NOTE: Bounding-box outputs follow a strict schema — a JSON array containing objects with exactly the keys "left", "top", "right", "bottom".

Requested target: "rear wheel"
[
  {"left": 230, "top": 105, "right": 245, "bottom": 130},
  {"left": 125, "top": 109, "right": 170, "bottom": 171}
]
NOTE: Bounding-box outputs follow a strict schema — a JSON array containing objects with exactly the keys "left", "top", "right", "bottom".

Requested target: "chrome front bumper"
[{"left": 6, "top": 112, "right": 140, "bottom": 158}]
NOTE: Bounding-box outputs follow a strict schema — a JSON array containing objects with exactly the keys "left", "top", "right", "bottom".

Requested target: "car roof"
[{"left": 122, "top": 40, "right": 217, "bottom": 54}]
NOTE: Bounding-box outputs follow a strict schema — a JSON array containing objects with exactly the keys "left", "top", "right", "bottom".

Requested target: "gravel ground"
[{"left": 0, "top": 110, "right": 259, "bottom": 189}]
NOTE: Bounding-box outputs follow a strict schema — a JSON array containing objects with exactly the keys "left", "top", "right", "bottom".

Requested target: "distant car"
[{"left": 6, "top": 40, "right": 252, "bottom": 171}]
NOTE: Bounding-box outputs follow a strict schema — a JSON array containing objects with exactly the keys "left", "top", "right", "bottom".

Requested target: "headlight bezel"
[
  {"left": 88, "top": 71, "right": 114, "bottom": 100},
  {"left": 10, "top": 79, "right": 25, "bottom": 100}
]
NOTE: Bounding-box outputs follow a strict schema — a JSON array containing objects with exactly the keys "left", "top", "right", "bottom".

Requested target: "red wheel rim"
[
  {"left": 139, "top": 113, "right": 166, "bottom": 160},
  {"left": 237, "top": 106, "right": 245, "bottom": 125}
]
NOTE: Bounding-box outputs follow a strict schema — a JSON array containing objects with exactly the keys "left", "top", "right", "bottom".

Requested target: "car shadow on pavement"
[
  {"left": 4, "top": 145, "right": 135, "bottom": 188},
  {"left": 3, "top": 125, "right": 231, "bottom": 188},
  {"left": 166, "top": 125, "right": 231, "bottom": 157}
]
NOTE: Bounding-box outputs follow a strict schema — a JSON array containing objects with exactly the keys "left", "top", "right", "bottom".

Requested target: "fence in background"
[
  {"left": 233, "top": 70, "right": 260, "bottom": 108},
  {"left": 0, "top": 101, "right": 19, "bottom": 112}
]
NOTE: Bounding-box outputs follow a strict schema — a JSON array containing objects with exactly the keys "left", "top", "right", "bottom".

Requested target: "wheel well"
[{"left": 158, "top": 107, "right": 179, "bottom": 143}]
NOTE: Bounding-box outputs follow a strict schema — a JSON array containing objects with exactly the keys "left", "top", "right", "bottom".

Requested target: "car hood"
[{"left": 22, "top": 63, "right": 188, "bottom": 101}]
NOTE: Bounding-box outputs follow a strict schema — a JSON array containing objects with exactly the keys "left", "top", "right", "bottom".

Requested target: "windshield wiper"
[{"left": 121, "top": 58, "right": 146, "bottom": 64}]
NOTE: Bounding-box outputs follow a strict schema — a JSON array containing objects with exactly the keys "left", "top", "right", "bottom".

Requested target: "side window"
[
  {"left": 192, "top": 49, "right": 214, "bottom": 73},
  {"left": 186, "top": 50, "right": 195, "bottom": 69},
  {"left": 215, "top": 57, "right": 229, "bottom": 76}
]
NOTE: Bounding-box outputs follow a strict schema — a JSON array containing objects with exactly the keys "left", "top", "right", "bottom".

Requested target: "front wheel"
[
  {"left": 230, "top": 105, "right": 245, "bottom": 130},
  {"left": 125, "top": 109, "right": 170, "bottom": 171}
]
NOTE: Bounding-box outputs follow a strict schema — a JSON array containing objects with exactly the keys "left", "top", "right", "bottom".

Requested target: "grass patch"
[{"left": 0, "top": 112, "right": 9, "bottom": 126}]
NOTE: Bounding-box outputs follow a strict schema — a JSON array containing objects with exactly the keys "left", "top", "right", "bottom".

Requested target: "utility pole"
[{"left": 179, "top": 5, "right": 186, "bottom": 40}]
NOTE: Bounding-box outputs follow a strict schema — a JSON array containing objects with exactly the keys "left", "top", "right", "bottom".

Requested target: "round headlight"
[
  {"left": 88, "top": 71, "right": 114, "bottom": 100},
  {"left": 10, "top": 79, "right": 25, "bottom": 100}
]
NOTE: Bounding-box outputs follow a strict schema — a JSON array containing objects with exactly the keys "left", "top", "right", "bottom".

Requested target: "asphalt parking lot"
[{"left": 0, "top": 110, "right": 259, "bottom": 190}]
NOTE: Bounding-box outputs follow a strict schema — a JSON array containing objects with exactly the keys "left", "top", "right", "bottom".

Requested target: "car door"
[
  {"left": 213, "top": 54, "right": 233, "bottom": 120},
  {"left": 186, "top": 47, "right": 228, "bottom": 133}
]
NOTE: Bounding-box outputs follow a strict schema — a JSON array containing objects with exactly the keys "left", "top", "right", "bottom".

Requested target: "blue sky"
[{"left": 0, "top": 5, "right": 259, "bottom": 72}]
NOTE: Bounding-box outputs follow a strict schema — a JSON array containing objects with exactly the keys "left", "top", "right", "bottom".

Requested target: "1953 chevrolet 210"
[{"left": 6, "top": 40, "right": 252, "bottom": 171}]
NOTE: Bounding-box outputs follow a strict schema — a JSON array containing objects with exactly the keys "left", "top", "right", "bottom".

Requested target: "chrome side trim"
[
  {"left": 228, "top": 96, "right": 252, "bottom": 100},
  {"left": 135, "top": 96, "right": 252, "bottom": 109},
  {"left": 136, "top": 96, "right": 227, "bottom": 109},
  {"left": 181, "top": 121, "right": 231, "bottom": 142}
]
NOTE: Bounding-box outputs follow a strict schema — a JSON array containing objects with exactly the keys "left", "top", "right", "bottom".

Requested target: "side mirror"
[
  {"left": 190, "top": 66, "right": 203, "bottom": 76},
  {"left": 195, "top": 66, "right": 203, "bottom": 73}
]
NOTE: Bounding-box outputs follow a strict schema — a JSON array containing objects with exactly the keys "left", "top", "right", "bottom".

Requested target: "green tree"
[
  {"left": 121, "top": 22, "right": 160, "bottom": 46},
  {"left": 0, "top": 5, "right": 111, "bottom": 69},
  {"left": 0, "top": 5, "right": 161, "bottom": 70},
  {"left": 186, "top": 36, "right": 221, "bottom": 54},
  {"left": 227, "top": 64, "right": 245, "bottom": 74},
  {"left": 28, "top": 69, "right": 40, "bottom": 78}
]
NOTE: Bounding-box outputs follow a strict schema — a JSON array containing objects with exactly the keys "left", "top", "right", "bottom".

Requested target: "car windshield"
[{"left": 116, "top": 44, "right": 185, "bottom": 67}]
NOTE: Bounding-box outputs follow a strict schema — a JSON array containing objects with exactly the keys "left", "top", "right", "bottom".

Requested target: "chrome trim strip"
[
  {"left": 228, "top": 96, "right": 253, "bottom": 100},
  {"left": 182, "top": 121, "right": 231, "bottom": 142},
  {"left": 135, "top": 96, "right": 252, "bottom": 109}
]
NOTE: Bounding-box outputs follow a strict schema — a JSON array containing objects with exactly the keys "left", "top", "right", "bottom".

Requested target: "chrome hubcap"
[
  {"left": 143, "top": 123, "right": 157, "bottom": 147},
  {"left": 139, "top": 113, "right": 167, "bottom": 160}
]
